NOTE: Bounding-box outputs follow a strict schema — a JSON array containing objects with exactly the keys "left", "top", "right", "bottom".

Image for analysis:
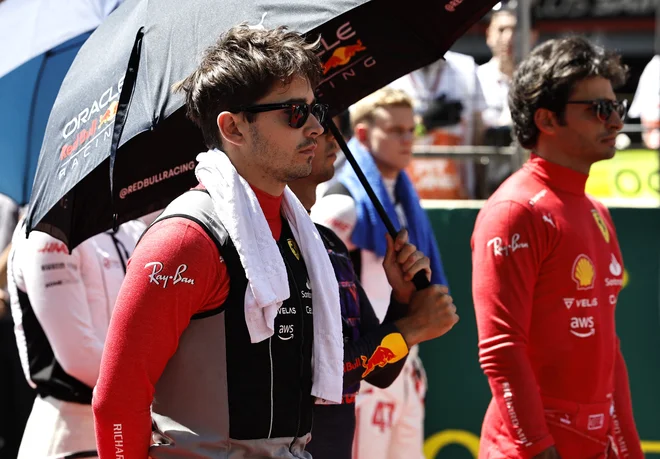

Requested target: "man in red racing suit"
[{"left": 471, "top": 37, "right": 643, "bottom": 459}]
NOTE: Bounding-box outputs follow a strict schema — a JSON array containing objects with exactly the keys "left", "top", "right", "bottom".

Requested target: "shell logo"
[{"left": 572, "top": 254, "right": 596, "bottom": 290}]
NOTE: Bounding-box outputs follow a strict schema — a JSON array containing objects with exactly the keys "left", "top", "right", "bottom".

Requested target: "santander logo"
[
  {"left": 605, "top": 254, "right": 623, "bottom": 287},
  {"left": 609, "top": 254, "right": 622, "bottom": 276}
]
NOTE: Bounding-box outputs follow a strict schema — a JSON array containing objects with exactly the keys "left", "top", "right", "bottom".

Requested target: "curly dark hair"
[
  {"left": 509, "top": 36, "right": 628, "bottom": 149},
  {"left": 175, "top": 24, "right": 322, "bottom": 149}
]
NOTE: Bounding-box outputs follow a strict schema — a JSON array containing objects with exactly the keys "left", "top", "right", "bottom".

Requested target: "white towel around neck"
[{"left": 195, "top": 149, "right": 343, "bottom": 404}]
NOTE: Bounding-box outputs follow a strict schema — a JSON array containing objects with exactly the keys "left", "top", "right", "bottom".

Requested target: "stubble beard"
[{"left": 251, "top": 127, "right": 313, "bottom": 183}]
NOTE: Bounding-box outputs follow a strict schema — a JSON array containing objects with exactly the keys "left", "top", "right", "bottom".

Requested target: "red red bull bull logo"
[
  {"left": 99, "top": 100, "right": 119, "bottom": 127},
  {"left": 360, "top": 333, "right": 408, "bottom": 378},
  {"left": 315, "top": 22, "right": 377, "bottom": 97},
  {"left": 59, "top": 79, "right": 123, "bottom": 161},
  {"left": 322, "top": 40, "right": 367, "bottom": 74},
  {"left": 361, "top": 346, "right": 396, "bottom": 378},
  {"left": 59, "top": 100, "right": 119, "bottom": 160},
  {"left": 60, "top": 119, "right": 98, "bottom": 160}
]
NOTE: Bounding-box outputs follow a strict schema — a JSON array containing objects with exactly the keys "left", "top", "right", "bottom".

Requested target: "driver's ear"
[{"left": 218, "top": 111, "right": 247, "bottom": 147}]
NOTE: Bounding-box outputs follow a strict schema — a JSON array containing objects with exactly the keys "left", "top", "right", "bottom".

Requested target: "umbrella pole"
[
  {"left": 109, "top": 28, "right": 145, "bottom": 232},
  {"left": 327, "top": 120, "right": 430, "bottom": 290}
]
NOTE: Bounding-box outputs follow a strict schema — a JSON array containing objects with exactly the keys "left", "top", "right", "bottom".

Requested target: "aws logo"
[
  {"left": 572, "top": 254, "right": 595, "bottom": 290},
  {"left": 570, "top": 316, "right": 595, "bottom": 338}
]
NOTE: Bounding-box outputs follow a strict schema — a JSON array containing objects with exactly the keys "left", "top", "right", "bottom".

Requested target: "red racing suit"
[{"left": 471, "top": 155, "right": 643, "bottom": 459}]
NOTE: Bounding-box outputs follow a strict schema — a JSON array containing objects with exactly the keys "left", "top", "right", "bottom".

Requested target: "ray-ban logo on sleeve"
[
  {"left": 487, "top": 233, "right": 529, "bottom": 257},
  {"left": 145, "top": 262, "right": 195, "bottom": 288}
]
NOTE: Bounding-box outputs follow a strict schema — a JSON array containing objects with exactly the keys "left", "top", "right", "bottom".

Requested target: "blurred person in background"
[
  {"left": 0, "top": 194, "right": 18, "bottom": 251},
  {"left": 0, "top": 197, "right": 33, "bottom": 459},
  {"left": 477, "top": 1, "right": 539, "bottom": 196},
  {"left": 0, "top": 195, "right": 19, "bottom": 319},
  {"left": 7, "top": 216, "right": 145, "bottom": 459},
  {"left": 314, "top": 110, "right": 353, "bottom": 202},
  {"left": 291, "top": 119, "right": 459, "bottom": 459},
  {"left": 313, "top": 88, "right": 452, "bottom": 459},
  {"left": 628, "top": 54, "right": 659, "bottom": 150},
  {"left": 389, "top": 51, "right": 486, "bottom": 200},
  {"left": 472, "top": 36, "right": 643, "bottom": 459},
  {"left": 478, "top": 2, "right": 522, "bottom": 129}
]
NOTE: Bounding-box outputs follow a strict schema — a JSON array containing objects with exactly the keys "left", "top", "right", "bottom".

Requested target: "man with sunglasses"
[
  {"left": 313, "top": 88, "right": 450, "bottom": 459},
  {"left": 471, "top": 37, "right": 643, "bottom": 459},
  {"left": 93, "top": 25, "right": 351, "bottom": 459},
  {"left": 289, "top": 119, "right": 459, "bottom": 459}
]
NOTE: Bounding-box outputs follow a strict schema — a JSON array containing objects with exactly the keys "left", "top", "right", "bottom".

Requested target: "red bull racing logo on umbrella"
[
  {"left": 316, "top": 22, "right": 376, "bottom": 96},
  {"left": 361, "top": 333, "right": 408, "bottom": 378},
  {"left": 322, "top": 40, "right": 367, "bottom": 74},
  {"left": 57, "top": 78, "right": 124, "bottom": 180}
]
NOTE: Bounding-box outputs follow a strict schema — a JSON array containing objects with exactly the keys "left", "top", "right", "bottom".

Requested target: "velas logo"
[
  {"left": 572, "top": 254, "right": 595, "bottom": 290},
  {"left": 316, "top": 22, "right": 376, "bottom": 95},
  {"left": 564, "top": 297, "right": 598, "bottom": 309},
  {"left": 591, "top": 209, "right": 610, "bottom": 243}
]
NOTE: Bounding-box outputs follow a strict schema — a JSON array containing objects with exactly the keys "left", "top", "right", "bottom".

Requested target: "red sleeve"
[
  {"left": 471, "top": 201, "right": 555, "bottom": 457},
  {"left": 610, "top": 339, "right": 644, "bottom": 458},
  {"left": 93, "top": 218, "right": 229, "bottom": 458}
]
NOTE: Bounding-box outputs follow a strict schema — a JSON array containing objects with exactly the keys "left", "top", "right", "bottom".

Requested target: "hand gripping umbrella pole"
[{"left": 326, "top": 120, "right": 430, "bottom": 291}]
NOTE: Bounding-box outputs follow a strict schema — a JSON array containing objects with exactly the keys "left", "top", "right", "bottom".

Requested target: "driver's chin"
[
  {"left": 312, "top": 168, "right": 334, "bottom": 185},
  {"left": 603, "top": 147, "right": 616, "bottom": 159}
]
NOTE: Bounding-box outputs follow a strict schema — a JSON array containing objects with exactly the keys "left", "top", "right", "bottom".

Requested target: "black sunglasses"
[
  {"left": 565, "top": 99, "right": 628, "bottom": 123},
  {"left": 231, "top": 102, "right": 329, "bottom": 129}
]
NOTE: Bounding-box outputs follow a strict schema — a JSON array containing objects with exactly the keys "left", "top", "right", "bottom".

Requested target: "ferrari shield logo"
[
  {"left": 287, "top": 239, "right": 300, "bottom": 260},
  {"left": 591, "top": 209, "right": 610, "bottom": 243}
]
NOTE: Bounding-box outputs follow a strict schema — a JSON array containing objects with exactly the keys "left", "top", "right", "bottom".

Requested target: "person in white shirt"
[
  {"left": 477, "top": 4, "right": 538, "bottom": 194},
  {"left": 628, "top": 55, "right": 660, "bottom": 149},
  {"left": 478, "top": 7, "right": 516, "bottom": 128},
  {"left": 389, "top": 51, "right": 487, "bottom": 199},
  {"left": 0, "top": 199, "right": 31, "bottom": 459},
  {"left": 7, "top": 219, "right": 145, "bottom": 459}
]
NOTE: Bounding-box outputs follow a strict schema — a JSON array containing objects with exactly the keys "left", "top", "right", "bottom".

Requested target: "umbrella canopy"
[
  {"left": 0, "top": 0, "right": 124, "bottom": 78},
  {"left": 27, "top": 0, "right": 498, "bottom": 249},
  {"left": 0, "top": 31, "right": 91, "bottom": 204}
]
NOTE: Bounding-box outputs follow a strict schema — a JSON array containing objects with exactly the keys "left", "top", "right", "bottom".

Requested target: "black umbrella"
[{"left": 27, "top": 0, "right": 498, "bottom": 254}]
